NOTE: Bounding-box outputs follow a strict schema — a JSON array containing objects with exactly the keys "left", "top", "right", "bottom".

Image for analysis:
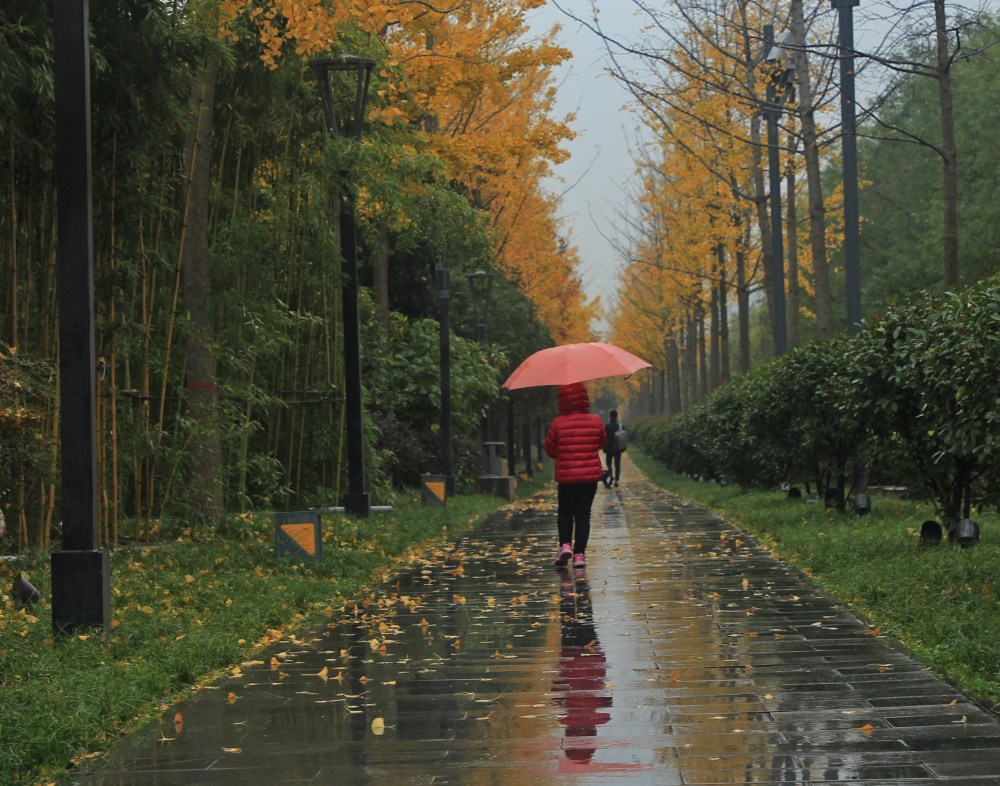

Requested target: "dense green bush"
[
  {"left": 633, "top": 275, "right": 1000, "bottom": 522},
  {"left": 857, "top": 277, "right": 1000, "bottom": 524}
]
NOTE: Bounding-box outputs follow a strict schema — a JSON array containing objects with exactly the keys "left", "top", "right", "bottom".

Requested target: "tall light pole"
[
  {"left": 51, "top": 0, "right": 110, "bottom": 634},
  {"left": 436, "top": 264, "right": 454, "bottom": 496},
  {"left": 310, "top": 56, "right": 375, "bottom": 517},
  {"left": 832, "top": 0, "right": 863, "bottom": 333},
  {"left": 467, "top": 270, "right": 494, "bottom": 460},
  {"left": 763, "top": 25, "right": 795, "bottom": 357},
  {"left": 466, "top": 270, "right": 494, "bottom": 346}
]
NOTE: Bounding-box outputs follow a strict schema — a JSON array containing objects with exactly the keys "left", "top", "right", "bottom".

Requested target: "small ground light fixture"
[{"left": 13, "top": 574, "right": 40, "bottom": 607}]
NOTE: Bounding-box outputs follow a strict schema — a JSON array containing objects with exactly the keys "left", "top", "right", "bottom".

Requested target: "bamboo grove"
[{"left": 0, "top": 0, "right": 598, "bottom": 548}]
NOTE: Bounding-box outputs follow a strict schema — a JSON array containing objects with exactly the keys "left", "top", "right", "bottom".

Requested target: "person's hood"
[{"left": 557, "top": 382, "right": 590, "bottom": 415}]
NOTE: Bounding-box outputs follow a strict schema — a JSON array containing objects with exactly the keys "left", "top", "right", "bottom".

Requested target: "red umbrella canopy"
[{"left": 502, "top": 342, "right": 652, "bottom": 390}]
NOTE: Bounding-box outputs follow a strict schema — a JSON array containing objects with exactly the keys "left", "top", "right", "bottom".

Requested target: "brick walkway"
[{"left": 72, "top": 454, "right": 1000, "bottom": 784}]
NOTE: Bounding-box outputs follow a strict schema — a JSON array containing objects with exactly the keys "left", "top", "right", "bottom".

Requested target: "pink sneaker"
[
  {"left": 573, "top": 553, "right": 586, "bottom": 568},
  {"left": 554, "top": 543, "right": 573, "bottom": 566}
]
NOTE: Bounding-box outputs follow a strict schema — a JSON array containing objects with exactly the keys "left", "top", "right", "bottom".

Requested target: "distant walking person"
[
  {"left": 544, "top": 382, "right": 607, "bottom": 569},
  {"left": 604, "top": 410, "right": 626, "bottom": 487}
]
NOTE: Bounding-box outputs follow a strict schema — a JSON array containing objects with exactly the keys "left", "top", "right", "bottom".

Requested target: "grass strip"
[
  {"left": 630, "top": 449, "right": 1000, "bottom": 711},
  {"left": 0, "top": 473, "right": 550, "bottom": 786}
]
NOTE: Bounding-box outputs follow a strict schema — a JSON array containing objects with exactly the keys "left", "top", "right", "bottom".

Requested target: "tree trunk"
[
  {"left": 710, "top": 260, "right": 721, "bottom": 392},
  {"left": 736, "top": 247, "right": 751, "bottom": 373},
  {"left": 790, "top": 0, "right": 834, "bottom": 336},
  {"left": 697, "top": 304, "right": 708, "bottom": 402},
  {"left": 786, "top": 162, "right": 800, "bottom": 349},
  {"left": 373, "top": 224, "right": 391, "bottom": 338},
  {"left": 935, "top": 0, "right": 960, "bottom": 287},
  {"left": 181, "top": 57, "right": 224, "bottom": 522},
  {"left": 749, "top": 112, "right": 777, "bottom": 345},
  {"left": 666, "top": 333, "right": 682, "bottom": 415},
  {"left": 718, "top": 244, "right": 730, "bottom": 383}
]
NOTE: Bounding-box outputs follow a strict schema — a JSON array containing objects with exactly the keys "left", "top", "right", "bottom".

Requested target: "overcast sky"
[{"left": 526, "top": 3, "right": 641, "bottom": 337}]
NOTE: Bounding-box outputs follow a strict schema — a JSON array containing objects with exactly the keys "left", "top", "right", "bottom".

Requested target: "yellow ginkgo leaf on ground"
[
  {"left": 174, "top": 712, "right": 184, "bottom": 734},
  {"left": 316, "top": 667, "right": 329, "bottom": 680},
  {"left": 856, "top": 723, "right": 876, "bottom": 735},
  {"left": 227, "top": 692, "right": 238, "bottom": 704},
  {"left": 371, "top": 717, "right": 385, "bottom": 735},
  {"left": 222, "top": 747, "right": 242, "bottom": 754}
]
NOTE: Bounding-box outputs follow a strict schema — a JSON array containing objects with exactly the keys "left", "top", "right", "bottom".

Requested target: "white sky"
[{"left": 526, "top": 3, "right": 642, "bottom": 337}]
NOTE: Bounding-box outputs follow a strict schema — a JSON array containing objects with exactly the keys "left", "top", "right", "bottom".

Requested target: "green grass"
[
  {"left": 0, "top": 471, "right": 550, "bottom": 786},
  {"left": 630, "top": 449, "right": 1000, "bottom": 711}
]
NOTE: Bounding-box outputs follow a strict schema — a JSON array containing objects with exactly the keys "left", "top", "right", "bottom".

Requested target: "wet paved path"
[{"left": 74, "top": 455, "right": 1000, "bottom": 784}]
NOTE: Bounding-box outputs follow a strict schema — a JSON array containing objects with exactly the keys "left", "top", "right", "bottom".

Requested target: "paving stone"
[{"left": 70, "top": 454, "right": 1000, "bottom": 784}]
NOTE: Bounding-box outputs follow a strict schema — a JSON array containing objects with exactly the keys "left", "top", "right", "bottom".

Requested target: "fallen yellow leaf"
[{"left": 371, "top": 717, "right": 385, "bottom": 735}]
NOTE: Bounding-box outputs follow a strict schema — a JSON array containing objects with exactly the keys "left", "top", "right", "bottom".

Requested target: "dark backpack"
[{"left": 613, "top": 424, "right": 628, "bottom": 452}]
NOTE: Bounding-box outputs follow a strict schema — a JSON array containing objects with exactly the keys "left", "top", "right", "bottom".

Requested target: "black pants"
[
  {"left": 605, "top": 450, "right": 621, "bottom": 482},
  {"left": 557, "top": 482, "right": 598, "bottom": 554}
]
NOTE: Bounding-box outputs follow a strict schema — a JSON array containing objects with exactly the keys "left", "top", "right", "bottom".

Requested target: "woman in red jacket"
[{"left": 544, "top": 382, "right": 607, "bottom": 568}]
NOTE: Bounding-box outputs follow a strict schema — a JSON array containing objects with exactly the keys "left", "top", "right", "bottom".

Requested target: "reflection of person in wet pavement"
[{"left": 554, "top": 568, "right": 611, "bottom": 764}]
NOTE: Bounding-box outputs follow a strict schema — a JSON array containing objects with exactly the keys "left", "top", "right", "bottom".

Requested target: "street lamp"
[
  {"left": 310, "top": 55, "right": 375, "bottom": 517},
  {"left": 763, "top": 25, "right": 796, "bottom": 357},
  {"left": 831, "top": 0, "right": 863, "bottom": 333},
  {"left": 466, "top": 270, "right": 494, "bottom": 346},
  {"left": 436, "top": 263, "right": 454, "bottom": 497},
  {"left": 467, "top": 269, "right": 494, "bottom": 439},
  {"left": 51, "top": 0, "right": 110, "bottom": 634}
]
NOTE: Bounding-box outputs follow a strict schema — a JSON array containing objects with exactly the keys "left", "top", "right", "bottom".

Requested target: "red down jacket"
[{"left": 544, "top": 382, "right": 607, "bottom": 484}]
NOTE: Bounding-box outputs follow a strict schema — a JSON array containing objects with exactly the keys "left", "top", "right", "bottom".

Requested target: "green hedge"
[{"left": 634, "top": 275, "right": 1000, "bottom": 524}]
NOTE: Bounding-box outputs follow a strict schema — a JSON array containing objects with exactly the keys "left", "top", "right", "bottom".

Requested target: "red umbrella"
[{"left": 502, "top": 342, "right": 652, "bottom": 390}]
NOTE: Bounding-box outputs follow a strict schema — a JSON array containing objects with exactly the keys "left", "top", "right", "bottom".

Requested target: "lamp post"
[
  {"left": 466, "top": 270, "right": 494, "bottom": 446},
  {"left": 831, "top": 0, "right": 863, "bottom": 333},
  {"left": 763, "top": 25, "right": 796, "bottom": 358},
  {"left": 466, "top": 270, "right": 494, "bottom": 346},
  {"left": 50, "top": 0, "right": 110, "bottom": 634},
  {"left": 436, "top": 264, "right": 454, "bottom": 496},
  {"left": 310, "top": 55, "right": 375, "bottom": 517}
]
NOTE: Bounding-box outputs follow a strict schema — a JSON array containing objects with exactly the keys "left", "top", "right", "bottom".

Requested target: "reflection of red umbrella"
[{"left": 502, "top": 342, "right": 652, "bottom": 390}]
